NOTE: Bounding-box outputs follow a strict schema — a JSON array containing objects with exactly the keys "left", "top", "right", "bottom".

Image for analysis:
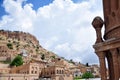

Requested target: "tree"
[
  {"left": 51, "top": 56, "right": 55, "bottom": 59},
  {"left": 10, "top": 55, "right": 23, "bottom": 67},
  {"left": 69, "top": 59, "right": 74, "bottom": 64},
  {"left": 41, "top": 54, "right": 45, "bottom": 60},
  {"left": 82, "top": 72, "right": 94, "bottom": 79},
  {"left": 7, "top": 43, "right": 13, "bottom": 49},
  {"left": 86, "top": 63, "right": 89, "bottom": 67}
]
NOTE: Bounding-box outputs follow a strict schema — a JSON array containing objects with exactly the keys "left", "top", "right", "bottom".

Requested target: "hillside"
[{"left": 0, "top": 29, "right": 58, "bottom": 63}]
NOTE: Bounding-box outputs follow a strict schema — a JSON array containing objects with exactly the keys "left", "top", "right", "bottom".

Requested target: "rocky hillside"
[{"left": 0, "top": 29, "right": 58, "bottom": 63}]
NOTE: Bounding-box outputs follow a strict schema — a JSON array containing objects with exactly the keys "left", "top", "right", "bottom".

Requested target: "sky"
[{"left": 0, "top": 0, "right": 103, "bottom": 64}]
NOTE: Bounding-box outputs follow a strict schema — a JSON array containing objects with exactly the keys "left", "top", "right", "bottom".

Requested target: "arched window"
[
  {"left": 35, "top": 71, "right": 37, "bottom": 74},
  {"left": 57, "top": 70, "right": 59, "bottom": 74},
  {"left": 62, "top": 70, "right": 64, "bottom": 74},
  {"left": 31, "top": 70, "right": 33, "bottom": 74}
]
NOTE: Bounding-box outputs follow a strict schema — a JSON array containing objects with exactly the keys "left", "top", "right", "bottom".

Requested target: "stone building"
[
  {"left": 69, "top": 66, "right": 82, "bottom": 77},
  {"left": 0, "top": 58, "right": 74, "bottom": 80},
  {"left": 0, "top": 63, "right": 10, "bottom": 74},
  {"left": 40, "top": 60, "right": 73, "bottom": 80},
  {"left": 0, "top": 45, "right": 16, "bottom": 61},
  {"left": 90, "top": 65, "right": 100, "bottom": 78},
  {"left": 92, "top": 0, "right": 120, "bottom": 80},
  {"left": 0, "top": 60, "right": 46, "bottom": 80}
]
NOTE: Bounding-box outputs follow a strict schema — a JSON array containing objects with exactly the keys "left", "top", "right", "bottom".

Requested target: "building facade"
[
  {"left": 92, "top": 0, "right": 120, "bottom": 80},
  {"left": 40, "top": 58, "right": 73, "bottom": 80},
  {"left": 0, "top": 59, "right": 74, "bottom": 80}
]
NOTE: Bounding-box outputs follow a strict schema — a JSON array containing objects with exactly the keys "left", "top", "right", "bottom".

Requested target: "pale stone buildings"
[
  {"left": 0, "top": 62, "right": 42, "bottom": 80},
  {"left": 40, "top": 58, "right": 73, "bottom": 80},
  {"left": 0, "top": 58, "right": 74, "bottom": 80}
]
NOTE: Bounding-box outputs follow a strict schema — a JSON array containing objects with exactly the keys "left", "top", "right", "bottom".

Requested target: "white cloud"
[
  {"left": 41, "top": 36, "right": 59, "bottom": 49},
  {"left": 0, "top": 0, "right": 103, "bottom": 64},
  {"left": 0, "top": 0, "right": 36, "bottom": 32}
]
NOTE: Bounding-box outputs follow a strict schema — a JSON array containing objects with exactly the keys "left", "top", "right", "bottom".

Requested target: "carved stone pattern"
[
  {"left": 104, "top": 9, "right": 120, "bottom": 40},
  {"left": 105, "top": 27, "right": 120, "bottom": 39},
  {"left": 93, "top": 0, "right": 120, "bottom": 80}
]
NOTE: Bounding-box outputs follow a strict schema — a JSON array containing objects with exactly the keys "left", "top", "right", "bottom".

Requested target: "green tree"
[
  {"left": 82, "top": 72, "right": 94, "bottom": 79},
  {"left": 70, "top": 59, "right": 73, "bottom": 62},
  {"left": 51, "top": 56, "right": 55, "bottom": 59},
  {"left": 69, "top": 59, "right": 74, "bottom": 64},
  {"left": 86, "top": 63, "right": 89, "bottom": 67},
  {"left": 41, "top": 54, "right": 45, "bottom": 60},
  {"left": 10, "top": 55, "right": 23, "bottom": 67},
  {"left": 7, "top": 43, "right": 13, "bottom": 49},
  {"left": 74, "top": 76, "right": 81, "bottom": 80}
]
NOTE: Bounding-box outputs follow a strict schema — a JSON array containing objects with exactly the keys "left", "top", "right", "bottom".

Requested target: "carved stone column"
[
  {"left": 97, "top": 52, "right": 107, "bottom": 80},
  {"left": 110, "top": 49, "right": 119, "bottom": 80},
  {"left": 111, "top": 0, "right": 118, "bottom": 11},
  {"left": 103, "top": 0, "right": 111, "bottom": 16},
  {"left": 118, "top": 48, "right": 120, "bottom": 77},
  {"left": 106, "top": 51, "right": 114, "bottom": 80}
]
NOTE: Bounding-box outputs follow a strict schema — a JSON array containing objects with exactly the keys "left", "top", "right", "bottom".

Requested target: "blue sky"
[{"left": 0, "top": 0, "right": 103, "bottom": 64}]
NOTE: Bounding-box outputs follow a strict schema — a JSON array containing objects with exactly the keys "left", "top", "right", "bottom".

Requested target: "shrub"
[
  {"left": 10, "top": 55, "right": 23, "bottom": 67},
  {"left": 82, "top": 72, "right": 94, "bottom": 79},
  {"left": 7, "top": 43, "right": 13, "bottom": 49},
  {"left": 74, "top": 76, "right": 81, "bottom": 80},
  {"left": 41, "top": 54, "right": 45, "bottom": 60}
]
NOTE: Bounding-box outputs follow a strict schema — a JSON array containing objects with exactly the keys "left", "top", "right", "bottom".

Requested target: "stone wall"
[{"left": 0, "top": 74, "right": 38, "bottom": 80}]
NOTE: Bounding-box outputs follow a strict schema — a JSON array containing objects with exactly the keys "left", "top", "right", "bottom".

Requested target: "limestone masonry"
[{"left": 92, "top": 0, "right": 120, "bottom": 80}]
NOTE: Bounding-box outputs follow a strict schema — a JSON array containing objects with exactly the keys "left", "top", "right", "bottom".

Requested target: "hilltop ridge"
[{"left": 0, "top": 29, "right": 58, "bottom": 63}]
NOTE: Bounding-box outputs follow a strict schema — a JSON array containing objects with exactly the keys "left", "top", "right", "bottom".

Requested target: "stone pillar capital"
[
  {"left": 96, "top": 52, "right": 106, "bottom": 59},
  {"left": 110, "top": 48, "right": 118, "bottom": 56}
]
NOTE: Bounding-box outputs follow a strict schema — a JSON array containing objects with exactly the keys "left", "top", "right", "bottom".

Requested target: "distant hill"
[{"left": 0, "top": 29, "right": 58, "bottom": 63}]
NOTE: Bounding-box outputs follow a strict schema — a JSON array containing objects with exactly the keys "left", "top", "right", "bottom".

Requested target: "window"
[
  {"left": 31, "top": 71, "right": 33, "bottom": 74},
  {"left": 57, "top": 70, "right": 59, "bottom": 74},
  {"left": 35, "top": 71, "right": 37, "bottom": 74},
  {"left": 62, "top": 70, "right": 64, "bottom": 74},
  {"left": 51, "top": 71, "right": 52, "bottom": 74}
]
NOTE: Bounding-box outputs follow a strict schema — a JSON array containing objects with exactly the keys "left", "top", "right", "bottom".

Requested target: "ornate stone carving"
[
  {"left": 92, "top": 0, "right": 120, "bottom": 80},
  {"left": 92, "top": 16, "right": 104, "bottom": 43}
]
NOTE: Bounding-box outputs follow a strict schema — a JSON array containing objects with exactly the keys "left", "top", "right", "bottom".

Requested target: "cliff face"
[{"left": 0, "top": 30, "right": 58, "bottom": 63}]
